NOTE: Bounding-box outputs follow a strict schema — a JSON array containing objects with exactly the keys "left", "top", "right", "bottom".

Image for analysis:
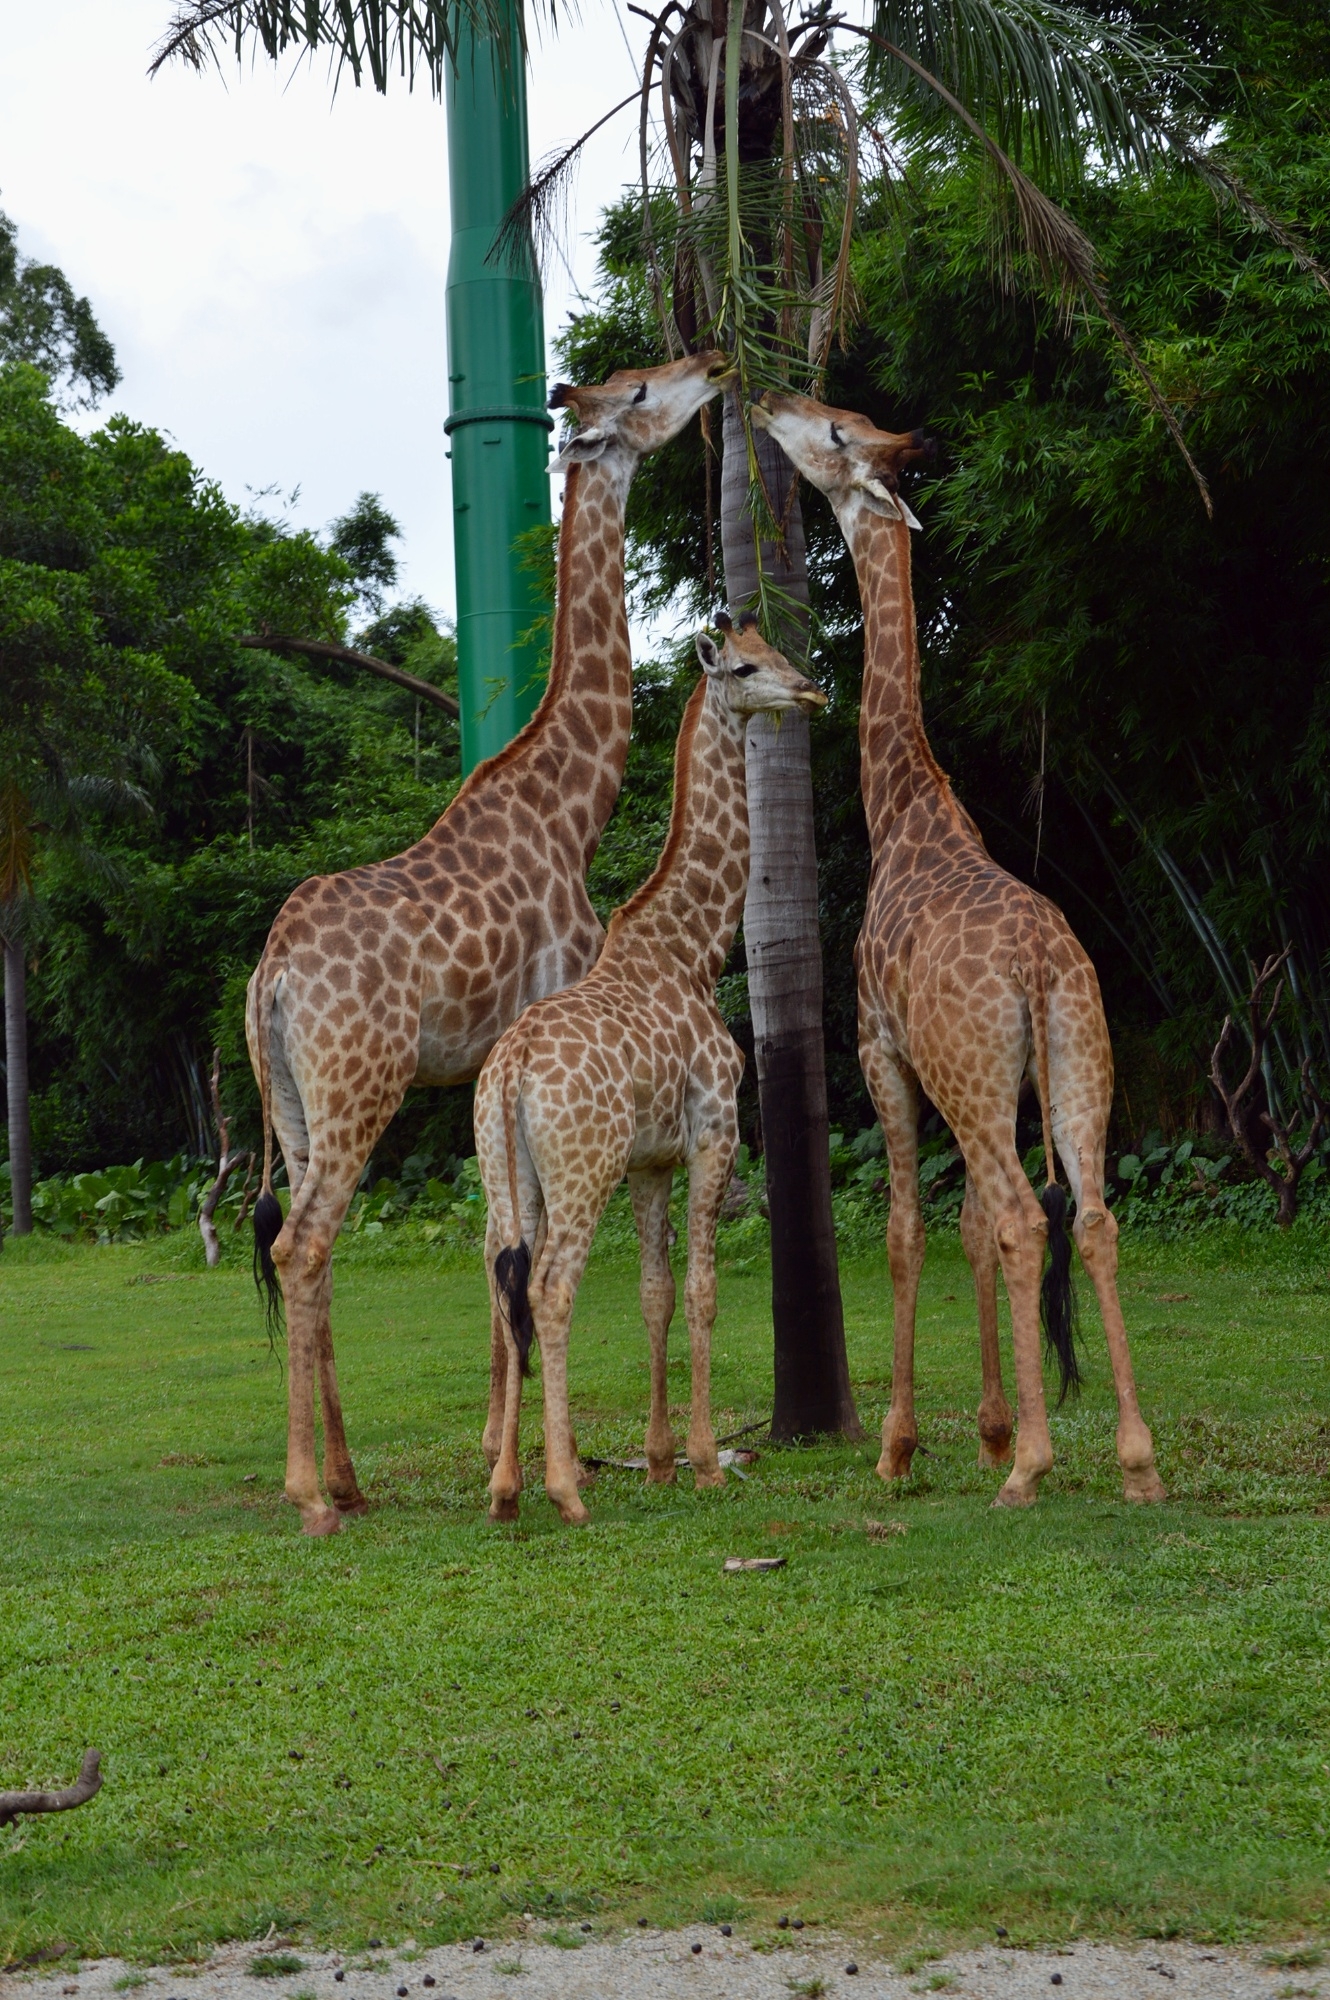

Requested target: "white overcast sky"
[{"left": 0, "top": 0, "right": 649, "bottom": 621}]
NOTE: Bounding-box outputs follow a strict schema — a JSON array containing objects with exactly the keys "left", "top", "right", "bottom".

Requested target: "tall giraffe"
[
  {"left": 246, "top": 351, "right": 731, "bottom": 1536},
  {"left": 754, "top": 391, "right": 1165, "bottom": 1508},
  {"left": 475, "top": 617, "right": 826, "bottom": 1525}
]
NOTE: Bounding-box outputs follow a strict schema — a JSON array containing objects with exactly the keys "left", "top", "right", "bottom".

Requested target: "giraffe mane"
[{"left": 606, "top": 678, "right": 708, "bottom": 933}]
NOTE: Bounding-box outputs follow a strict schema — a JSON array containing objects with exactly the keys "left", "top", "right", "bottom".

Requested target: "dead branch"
[
  {"left": 238, "top": 632, "right": 459, "bottom": 718},
  {"left": 1209, "top": 949, "right": 1327, "bottom": 1226},
  {"left": 232, "top": 1151, "right": 258, "bottom": 1233},
  {"left": 0, "top": 1749, "right": 101, "bottom": 1829},
  {"left": 200, "top": 1048, "right": 253, "bottom": 1268}
]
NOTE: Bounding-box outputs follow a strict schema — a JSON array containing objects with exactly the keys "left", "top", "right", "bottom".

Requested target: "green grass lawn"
[{"left": 2, "top": 1218, "right": 1329, "bottom": 1963}]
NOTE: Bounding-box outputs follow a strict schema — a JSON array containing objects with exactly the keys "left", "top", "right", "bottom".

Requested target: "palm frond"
[
  {"left": 491, "top": 89, "right": 642, "bottom": 277},
  {"left": 865, "top": 0, "right": 1196, "bottom": 183},
  {"left": 150, "top": 0, "right": 538, "bottom": 95},
  {"left": 1173, "top": 137, "right": 1330, "bottom": 300},
  {"left": 846, "top": 22, "right": 1212, "bottom": 515}
]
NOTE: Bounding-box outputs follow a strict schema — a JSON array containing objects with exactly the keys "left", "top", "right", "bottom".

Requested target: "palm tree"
[{"left": 152, "top": 0, "right": 1326, "bottom": 1436}]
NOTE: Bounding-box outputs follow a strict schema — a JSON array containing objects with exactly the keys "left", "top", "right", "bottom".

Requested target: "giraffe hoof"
[
  {"left": 551, "top": 1492, "right": 590, "bottom": 1527},
  {"left": 1122, "top": 1466, "right": 1167, "bottom": 1504},
  {"left": 692, "top": 1467, "right": 725, "bottom": 1490},
  {"left": 645, "top": 1461, "right": 677, "bottom": 1485},
  {"left": 331, "top": 1491, "right": 369, "bottom": 1516},
  {"left": 992, "top": 1477, "right": 1039, "bottom": 1509},
  {"left": 875, "top": 1446, "right": 916, "bottom": 1482},
  {"left": 301, "top": 1506, "right": 342, "bottom": 1537},
  {"left": 977, "top": 1434, "right": 1013, "bottom": 1469},
  {"left": 489, "top": 1493, "right": 521, "bottom": 1523}
]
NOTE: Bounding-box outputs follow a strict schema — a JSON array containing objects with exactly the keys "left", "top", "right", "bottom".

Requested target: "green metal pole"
[{"left": 444, "top": 0, "right": 552, "bottom": 773}]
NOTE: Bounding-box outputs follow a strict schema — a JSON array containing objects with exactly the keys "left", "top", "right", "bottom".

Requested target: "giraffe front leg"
[
  {"left": 984, "top": 1174, "right": 1054, "bottom": 1508},
  {"left": 862, "top": 1045, "right": 923, "bottom": 1482},
  {"left": 315, "top": 1263, "right": 367, "bottom": 1515},
  {"left": 960, "top": 1174, "right": 1012, "bottom": 1468},
  {"left": 630, "top": 1169, "right": 678, "bottom": 1482},
  {"left": 683, "top": 1137, "right": 733, "bottom": 1489}
]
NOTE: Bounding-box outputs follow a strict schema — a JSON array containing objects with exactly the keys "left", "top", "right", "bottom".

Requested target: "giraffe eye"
[
  {"left": 829, "top": 422, "right": 845, "bottom": 447},
  {"left": 632, "top": 382, "right": 648, "bottom": 404},
  {"left": 730, "top": 663, "right": 760, "bottom": 679}
]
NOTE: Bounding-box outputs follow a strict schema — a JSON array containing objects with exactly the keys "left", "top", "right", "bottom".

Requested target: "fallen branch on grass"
[{"left": 0, "top": 1749, "right": 102, "bottom": 1828}]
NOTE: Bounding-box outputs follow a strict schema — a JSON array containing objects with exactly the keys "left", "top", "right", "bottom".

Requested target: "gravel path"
[{"left": 2, "top": 1929, "right": 1318, "bottom": 2000}]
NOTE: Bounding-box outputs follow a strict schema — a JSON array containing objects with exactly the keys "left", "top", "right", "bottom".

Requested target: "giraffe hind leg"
[{"left": 1052, "top": 1107, "right": 1165, "bottom": 1503}]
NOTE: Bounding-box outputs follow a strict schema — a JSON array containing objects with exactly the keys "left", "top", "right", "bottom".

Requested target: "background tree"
[
  {"left": 0, "top": 357, "right": 464, "bottom": 1208},
  {"left": 0, "top": 364, "right": 193, "bottom": 1234},
  {"left": 0, "top": 207, "right": 119, "bottom": 410}
]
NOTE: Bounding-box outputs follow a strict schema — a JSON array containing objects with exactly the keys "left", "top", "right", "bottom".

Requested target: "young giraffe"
[
  {"left": 475, "top": 617, "right": 826, "bottom": 1525},
  {"left": 246, "top": 350, "right": 731, "bottom": 1536},
  {"left": 754, "top": 391, "right": 1165, "bottom": 1508}
]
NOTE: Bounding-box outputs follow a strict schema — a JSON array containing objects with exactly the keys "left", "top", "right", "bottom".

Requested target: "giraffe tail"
[
  {"left": 491, "top": 1039, "right": 536, "bottom": 1377},
  {"left": 1024, "top": 919, "right": 1081, "bottom": 1405},
  {"left": 246, "top": 955, "right": 285, "bottom": 1337}
]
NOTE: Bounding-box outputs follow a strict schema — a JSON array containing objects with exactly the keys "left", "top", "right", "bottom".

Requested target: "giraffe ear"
[
  {"left": 550, "top": 427, "right": 608, "bottom": 472},
  {"left": 696, "top": 632, "right": 724, "bottom": 677},
  {"left": 854, "top": 472, "right": 922, "bottom": 530}
]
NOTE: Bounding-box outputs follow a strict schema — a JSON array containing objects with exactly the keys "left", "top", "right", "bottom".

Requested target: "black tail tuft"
[
  {"left": 494, "top": 1242, "right": 535, "bottom": 1376},
  {"left": 1040, "top": 1183, "right": 1081, "bottom": 1405},
  {"left": 252, "top": 1189, "right": 285, "bottom": 1341}
]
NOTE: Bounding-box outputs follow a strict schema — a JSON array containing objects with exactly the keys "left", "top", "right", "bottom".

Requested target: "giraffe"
[
  {"left": 245, "top": 350, "right": 732, "bottom": 1536},
  {"left": 753, "top": 391, "right": 1166, "bottom": 1509},
  {"left": 474, "top": 616, "right": 826, "bottom": 1525}
]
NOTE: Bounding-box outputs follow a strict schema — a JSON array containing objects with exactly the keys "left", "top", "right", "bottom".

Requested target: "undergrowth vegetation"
[{"left": 8, "top": 1123, "right": 1328, "bottom": 1251}]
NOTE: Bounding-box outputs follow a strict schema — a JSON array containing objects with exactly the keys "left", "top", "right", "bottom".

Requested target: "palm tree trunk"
[
  {"left": 720, "top": 392, "right": 862, "bottom": 1440},
  {"left": 3, "top": 933, "right": 32, "bottom": 1236}
]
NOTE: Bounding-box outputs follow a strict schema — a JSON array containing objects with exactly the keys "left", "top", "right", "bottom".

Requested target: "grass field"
[{"left": 2, "top": 1218, "right": 1329, "bottom": 1965}]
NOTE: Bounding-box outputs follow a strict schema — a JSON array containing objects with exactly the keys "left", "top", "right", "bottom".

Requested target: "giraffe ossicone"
[
  {"left": 245, "top": 350, "right": 730, "bottom": 1536},
  {"left": 475, "top": 618, "right": 826, "bottom": 1526},
  {"left": 754, "top": 389, "right": 1165, "bottom": 1509}
]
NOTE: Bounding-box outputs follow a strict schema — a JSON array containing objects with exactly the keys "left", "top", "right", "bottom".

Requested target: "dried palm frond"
[{"left": 490, "top": 89, "right": 645, "bottom": 276}]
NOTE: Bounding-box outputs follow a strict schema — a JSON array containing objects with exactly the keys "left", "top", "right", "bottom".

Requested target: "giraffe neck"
[
  {"left": 843, "top": 503, "right": 949, "bottom": 848},
  {"left": 445, "top": 451, "right": 635, "bottom": 862},
  {"left": 605, "top": 678, "right": 747, "bottom": 989}
]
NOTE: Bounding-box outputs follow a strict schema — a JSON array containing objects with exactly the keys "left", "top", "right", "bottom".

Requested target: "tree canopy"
[
  {"left": 559, "top": 0, "right": 1330, "bottom": 1139},
  {"left": 0, "top": 209, "right": 119, "bottom": 410}
]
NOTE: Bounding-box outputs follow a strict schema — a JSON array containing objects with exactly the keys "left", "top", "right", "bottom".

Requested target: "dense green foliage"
[
  {"left": 3, "top": 1224, "right": 1330, "bottom": 1958},
  {"left": 0, "top": 363, "right": 464, "bottom": 1176},
  {"left": 559, "top": 0, "right": 1330, "bottom": 1145}
]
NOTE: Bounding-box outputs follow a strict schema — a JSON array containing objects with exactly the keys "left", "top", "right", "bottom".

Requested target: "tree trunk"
[
  {"left": 720, "top": 392, "right": 862, "bottom": 1441},
  {"left": 3, "top": 933, "right": 32, "bottom": 1236}
]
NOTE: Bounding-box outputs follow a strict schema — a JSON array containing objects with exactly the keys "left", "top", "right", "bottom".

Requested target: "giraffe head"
[
  {"left": 752, "top": 391, "right": 933, "bottom": 532},
  {"left": 695, "top": 612, "right": 828, "bottom": 719},
  {"left": 548, "top": 350, "right": 733, "bottom": 473}
]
